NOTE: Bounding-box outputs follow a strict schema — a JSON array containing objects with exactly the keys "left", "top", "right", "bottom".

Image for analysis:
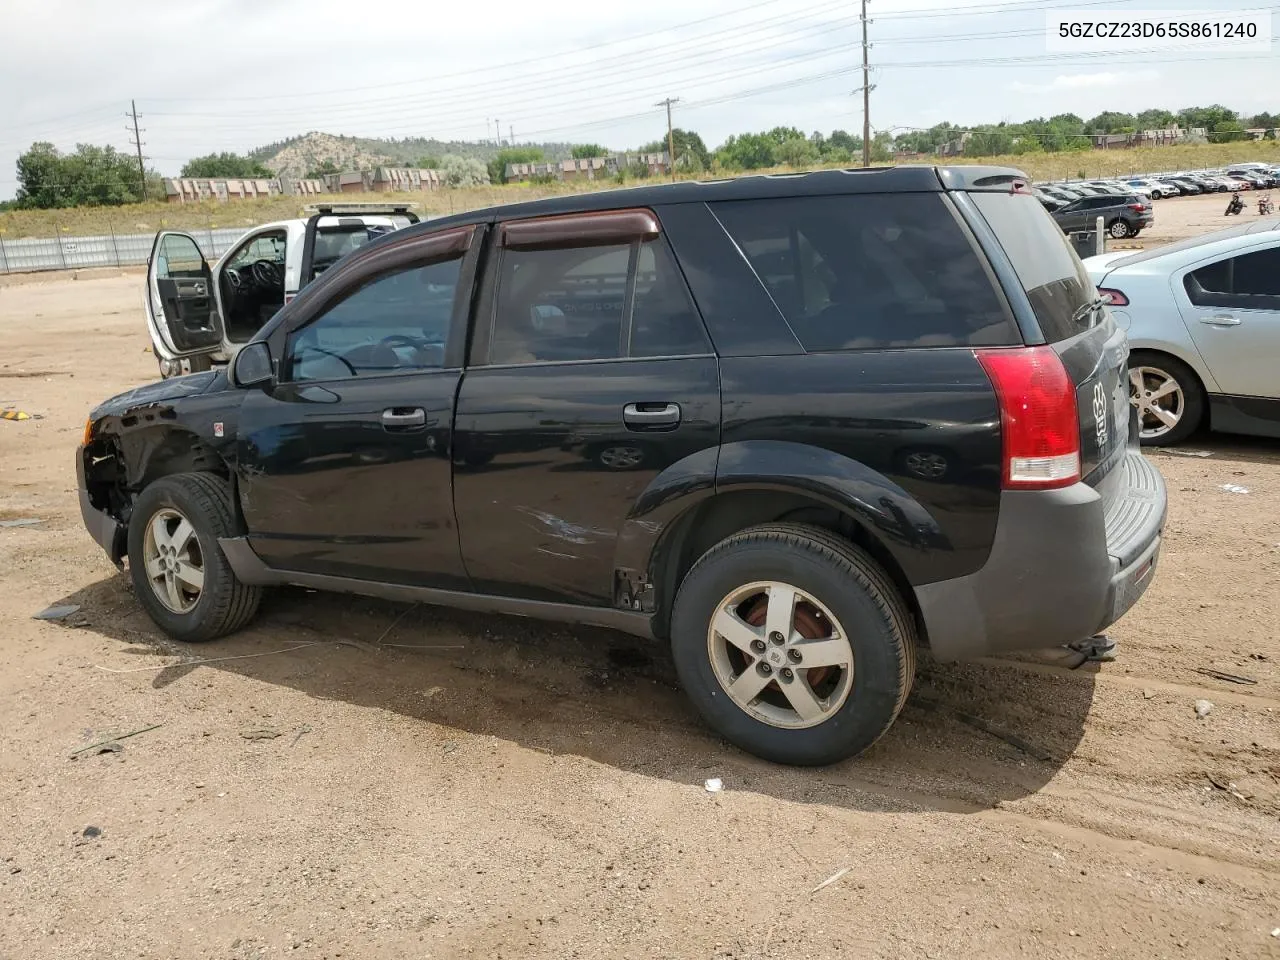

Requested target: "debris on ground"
[
  {"left": 704, "top": 778, "right": 724, "bottom": 793},
  {"left": 0, "top": 518, "right": 45, "bottom": 528},
  {"left": 1, "top": 408, "right": 34, "bottom": 421},
  {"left": 81, "top": 826, "right": 101, "bottom": 839},
  {"left": 1205, "top": 774, "right": 1251, "bottom": 803},
  {"left": 1194, "top": 667, "right": 1257, "bottom": 685},
  {"left": 240, "top": 728, "right": 282, "bottom": 741},
  {"left": 955, "top": 709, "right": 1053, "bottom": 761},
  {"left": 810, "top": 866, "right": 851, "bottom": 895},
  {"left": 32, "top": 603, "right": 80, "bottom": 621},
  {"left": 1219, "top": 484, "right": 1250, "bottom": 495},
  {"left": 1194, "top": 700, "right": 1214, "bottom": 719},
  {"left": 290, "top": 725, "right": 312, "bottom": 747},
  {"left": 69, "top": 723, "right": 163, "bottom": 758},
  {"left": 1156, "top": 448, "right": 1213, "bottom": 458}
]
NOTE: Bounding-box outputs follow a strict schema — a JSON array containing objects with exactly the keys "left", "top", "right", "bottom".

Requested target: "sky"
[{"left": 1, "top": 0, "right": 1276, "bottom": 198}]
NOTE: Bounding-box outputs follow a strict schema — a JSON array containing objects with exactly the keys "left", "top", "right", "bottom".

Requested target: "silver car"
[{"left": 1083, "top": 219, "right": 1280, "bottom": 445}]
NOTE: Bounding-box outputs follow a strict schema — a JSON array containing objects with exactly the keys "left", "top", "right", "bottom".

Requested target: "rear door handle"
[
  {"left": 381, "top": 407, "right": 426, "bottom": 429},
  {"left": 623, "top": 402, "right": 680, "bottom": 428},
  {"left": 1201, "top": 315, "right": 1241, "bottom": 326}
]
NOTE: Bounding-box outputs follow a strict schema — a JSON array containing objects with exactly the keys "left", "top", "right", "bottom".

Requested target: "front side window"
[
  {"left": 156, "top": 233, "right": 204, "bottom": 279},
  {"left": 489, "top": 235, "right": 707, "bottom": 364},
  {"left": 713, "top": 194, "right": 1018, "bottom": 350},
  {"left": 286, "top": 256, "right": 462, "bottom": 381}
]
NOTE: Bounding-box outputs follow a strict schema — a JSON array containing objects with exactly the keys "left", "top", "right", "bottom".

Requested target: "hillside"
[{"left": 248, "top": 132, "right": 579, "bottom": 178}]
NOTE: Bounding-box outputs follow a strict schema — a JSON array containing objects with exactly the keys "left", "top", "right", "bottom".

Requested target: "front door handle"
[
  {"left": 1201, "top": 315, "right": 1241, "bottom": 326},
  {"left": 623, "top": 402, "right": 680, "bottom": 429},
  {"left": 381, "top": 407, "right": 426, "bottom": 429}
]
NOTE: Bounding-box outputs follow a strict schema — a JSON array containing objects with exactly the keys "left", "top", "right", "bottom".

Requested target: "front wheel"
[
  {"left": 670, "top": 523, "right": 915, "bottom": 766},
  {"left": 1127, "top": 352, "right": 1205, "bottom": 446},
  {"left": 127, "top": 472, "right": 262, "bottom": 642}
]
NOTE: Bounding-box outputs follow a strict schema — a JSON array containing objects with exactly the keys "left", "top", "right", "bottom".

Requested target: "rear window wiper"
[{"left": 1071, "top": 295, "right": 1106, "bottom": 328}]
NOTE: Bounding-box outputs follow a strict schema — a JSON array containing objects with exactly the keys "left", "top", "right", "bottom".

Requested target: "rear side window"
[
  {"left": 711, "top": 194, "right": 1017, "bottom": 350},
  {"left": 1186, "top": 246, "right": 1280, "bottom": 308},
  {"left": 970, "top": 192, "right": 1096, "bottom": 342}
]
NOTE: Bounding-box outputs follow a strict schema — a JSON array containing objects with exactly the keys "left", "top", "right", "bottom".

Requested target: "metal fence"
[{"left": 0, "top": 227, "right": 247, "bottom": 274}]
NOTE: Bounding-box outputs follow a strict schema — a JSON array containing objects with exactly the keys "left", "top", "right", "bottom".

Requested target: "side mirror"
[{"left": 232, "top": 341, "right": 273, "bottom": 388}]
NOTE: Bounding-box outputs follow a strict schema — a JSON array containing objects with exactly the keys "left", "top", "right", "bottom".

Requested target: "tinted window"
[
  {"left": 1186, "top": 246, "right": 1280, "bottom": 307},
  {"left": 286, "top": 257, "right": 461, "bottom": 381},
  {"left": 490, "top": 238, "right": 707, "bottom": 364},
  {"left": 711, "top": 194, "right": 1017, "bottom": 350},
  {"left": 630, "top": 241, "right": 711, "bottom": 357},
  {"left": 970, "top": 191, "right": 1096, "bottom": 342}
]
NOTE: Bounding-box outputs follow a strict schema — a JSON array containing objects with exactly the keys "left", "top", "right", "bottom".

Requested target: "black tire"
[
  {"left": 127, "top": 472, "right": 262, "bottom": 642},
  {"left": 1127, "top": 350, "right": 1205, "bottom": 447},
  {"left": 669, "top": 522, "right": 915, "bottom": 766},
  {"left": 1107, "top": 219, "right": 1132, "bottom": 239}
]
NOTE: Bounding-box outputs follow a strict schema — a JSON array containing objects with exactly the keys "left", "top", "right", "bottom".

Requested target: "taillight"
[
  {"left": 1128, "top": 203, "right": 1146, "bottom": 212},
  {"left": 976, "top": 346, "right": 1080, "bottom": 490},
  {"left": 1097, "top": 287, "right": 1129, "bottom": 306}
]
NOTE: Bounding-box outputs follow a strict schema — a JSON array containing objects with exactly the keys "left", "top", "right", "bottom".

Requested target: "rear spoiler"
[{"left": 298, "top": 204, "right": 421, "bottom": 288}]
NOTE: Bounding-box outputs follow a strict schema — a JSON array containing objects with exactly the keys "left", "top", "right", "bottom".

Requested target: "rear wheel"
[
  {"left": 1127, "top": 351, "right": 1204, "bottom": 446},
  {"left": 669, "top": 523, "right": 915, "bottom": 766},
  {"left": 127, "top": 472, "right": 262, "bottom": 642},
  {"left": 1107, "top": 219, "right": 1133, "bottom": 239}
]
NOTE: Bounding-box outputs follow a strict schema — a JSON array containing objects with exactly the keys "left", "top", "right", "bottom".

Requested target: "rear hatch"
[{"left": 967, "top": 190, "right": 1131, "bottom": 488}]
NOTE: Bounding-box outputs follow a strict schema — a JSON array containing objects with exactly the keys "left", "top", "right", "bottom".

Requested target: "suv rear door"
[
  {"left": 297, "top": 205, "right": 420, "bottom": 295},
  {"left": 146, "top": 231, "right": 223, "bottom": 362},
  {"left": 452, "top": 208, "right": 720, "bottom": 605}
]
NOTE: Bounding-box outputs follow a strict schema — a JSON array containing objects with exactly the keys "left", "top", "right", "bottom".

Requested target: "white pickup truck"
[{"left": 144, "top": 204, "right": 419, "bottom": 378}]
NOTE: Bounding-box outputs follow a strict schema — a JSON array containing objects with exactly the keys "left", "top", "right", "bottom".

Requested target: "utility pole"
[
  {"left": 859, "top": 0, "right": 872, "bottom": 167},
  {"left": 654, "top": 97, "right": 680, "bottom": 180},
  {"left": 127, "top": 99, "right": 147, "bottom": 200},
  {"left": 496, "top": 118, "right": 501, "bottom": 147},
  {"left": 509, "top": 124, "right": 514, "bottom": 146}
]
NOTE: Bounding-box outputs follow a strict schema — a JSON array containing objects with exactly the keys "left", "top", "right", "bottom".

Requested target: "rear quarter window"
[
  {"left": 969, "top": 192, "right": 1097, "bottom": 343},
  {"left": 710, "top": 193, "right": 1018, "bottom": 351}
]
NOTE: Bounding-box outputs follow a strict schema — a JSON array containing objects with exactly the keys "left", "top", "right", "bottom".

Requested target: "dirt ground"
[
  {"left": 1122, "top": 189, "right": 1274, "bottom": 248},
  {"left": 1, "top": 268, "right": 1278, "bottom": 960}
]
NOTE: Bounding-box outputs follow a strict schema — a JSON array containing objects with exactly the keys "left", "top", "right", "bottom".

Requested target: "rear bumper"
[
  {"left": 915, "top": 448, "right": 1166, "bottom": 660},
  {"left": 76, "top": 448, "right": 126, "bottom": 564}
]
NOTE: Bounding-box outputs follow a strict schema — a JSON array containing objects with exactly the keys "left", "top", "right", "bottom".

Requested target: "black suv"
[
  {"left": 78, "top": 167, "right": 1166, "bottom": 765},
  {"left": 1051, "top": 193, "right": 1153, "bottom": 239}
]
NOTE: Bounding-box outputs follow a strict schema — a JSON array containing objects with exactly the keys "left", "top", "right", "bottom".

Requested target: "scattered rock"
[
  {"left": 240, "top": 728, "right": 281, "bottom": 741},
  {"left": 1142, "top": 688, "right": 1156, "bottom": 699},
  {"left": 81, "top": 826, "right": 101, "bottom": 840},
  {"left": 704, "top": 778, "right": 724, "bottom": 793},
  {"left": 1195, "top": 700, "right": 1213, "bottom": 719},
  {"left": 1219, "top": 483, "right": 1249, "bottom": 495},
  {"left": 32, "top": 603, "right": 80, "bottom": 621},
  {"left": 0, "top": 518, "right": 45, "bottom": 528}
]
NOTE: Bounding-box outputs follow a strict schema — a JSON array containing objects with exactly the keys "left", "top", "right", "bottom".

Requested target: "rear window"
[
  {"left": 970, "top": 192, "right": 1096, "bottom": 342},
  {"left": 711, "top": 194, "right": 1018, "bottom": 351}
]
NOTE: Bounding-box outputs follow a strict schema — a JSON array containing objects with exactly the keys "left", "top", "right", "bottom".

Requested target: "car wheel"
[
  {"left": 1108, "top": 219, "right": 1133, "bottom": 239},
  {"left": 127, "top": 472, "right": 262, "bottom": 642},
  {"left": 1127, "top": 352, "right": 1205, "bottom": 446},
  {"left": 669, "top": 523, "right": 915, "bottom": 766},
  {"left": 1150, "top": 189, "right": 1163, "bottom": 200}
]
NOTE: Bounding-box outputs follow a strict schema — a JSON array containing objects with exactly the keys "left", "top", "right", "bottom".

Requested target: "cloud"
[{"left": 1012, "top": 70, "right": 1160, "bottom": 94}]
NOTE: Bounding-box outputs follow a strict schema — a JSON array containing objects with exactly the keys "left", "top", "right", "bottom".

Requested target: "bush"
[{"left": 441, "top": 154, "right": 490, "bottom": 188}]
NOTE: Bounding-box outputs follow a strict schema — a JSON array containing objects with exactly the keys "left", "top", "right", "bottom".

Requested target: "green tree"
[
  {"left": 1247, "top": 112, "right": 1279, "bottom": 130},
  {"left": 642, "top": 128, "right": 711, "bottom": 172},
  {"left": 441, "top": 154, "right": 490, "bottom": 187},
  {"left": 1135, "top": 108, "right": 1177, "bottom": 129},
  {"left": 869, "top": 131, "right": 894, "bottom": 163},
  {"left": 714, "top": 133, "right": 776, "bottom": 170},
  {"left": 180, "top": 152, "right": 273, "bottom": 178},
  {"left": 571, "top": 143, "right": 608, "bottom": 159},
  {"left": 965, "top": 125, "right": 1015, "bottom": 157},
  {"left": 1177, "top": 104, "right": 1238, "bottom": 133},
  {"left": 1085, "top": 111, "right": 1137, "bottom": 134},
  {"left": 825, "top": 129, "right": 864, "bottom": 155},
  {"left": 15, "top": 141, "right": 144, "bottom": 208},
  {"left": 1208, "top": 121, "right": 1247, "bottom": 143},
  {"left": 304, "top": 160, "right": 340, "bottom": 179},
  {"left": 488, "top": 147, "right": 543, "bottom": 184},
  {"left": 776, "top": 136, "right": 819, "bottom": 168},
  {"left": 417, "top": 154, "right": 441, "bottom": 169}
]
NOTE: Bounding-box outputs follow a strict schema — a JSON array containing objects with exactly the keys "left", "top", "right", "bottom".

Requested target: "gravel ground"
[{"left": 1, "top": 268, "right": 1277, "bottom": 960}]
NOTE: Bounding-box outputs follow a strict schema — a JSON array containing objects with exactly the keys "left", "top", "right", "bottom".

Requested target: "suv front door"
[
  {"left": 452, "top": 209, "right": 721, "bottom": 605},
  {"left": 234, "top": 225, "right": 483, "bottom": 589}
]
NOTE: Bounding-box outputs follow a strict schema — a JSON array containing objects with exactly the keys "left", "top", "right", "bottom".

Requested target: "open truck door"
[
  {"left": 293, "top": 203, "right": 421, "bottom": 301},
  {"left": 146, "top": 231, "right": 223, "bottom": 371}
]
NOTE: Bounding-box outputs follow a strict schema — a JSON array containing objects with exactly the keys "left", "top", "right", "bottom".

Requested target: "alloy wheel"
[
  {"left": 706, "top": 581, "right": 854, "bottom": 729},
  {"left": 1129, "top": 365, "right": 1185, "bottom": 440},
  {"left": 142, "top": 507, "right": 205, "bottom": 613}
]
